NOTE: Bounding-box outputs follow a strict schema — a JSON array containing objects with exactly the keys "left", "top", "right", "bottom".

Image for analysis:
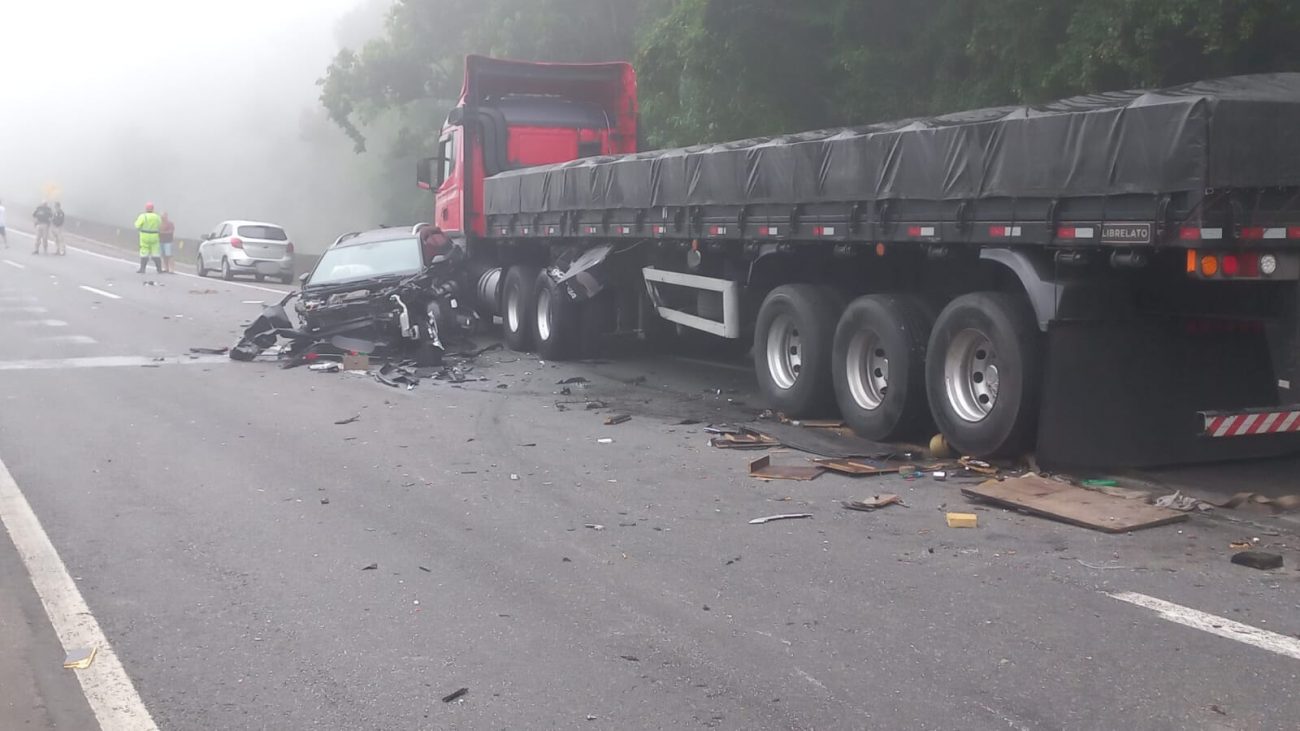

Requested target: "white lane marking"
[
  {"left": 0, "top": 305, "right": 48, "bottom": 313},
  {"left": 79, "top": 285, "right": 122, "bottom": 300},
  {"left": 3, "top": 259, "right": 25, "bottom": 269},
  {"left": 1109, "top": 591, "right": 1300, "bottom": 661},
  {"left": 37, "top": 335, "right": 98, "bottom": 345},
  {"left": 0, "top": 456, "right": 160, "bottom": 730},
  {"left": 0, "top": 355, "right": 227, "bottom": 371},
  {"left": 15, "top": 319, "right": 69, "bottom": 327}
]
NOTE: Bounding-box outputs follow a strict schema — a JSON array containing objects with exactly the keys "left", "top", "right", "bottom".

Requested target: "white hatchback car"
[{"left": 196, "top": 220, "right": 295, "bottom": 283}]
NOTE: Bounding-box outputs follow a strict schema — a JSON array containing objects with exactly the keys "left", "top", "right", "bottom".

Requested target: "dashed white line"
[
  {"left": 0, "top": 455, "right": 160, "bottom": 730},
  {"left": 1109, "top": 591, "right": 1300, "bottom": 661},
  {"left": 37, "top": 335, "right": 98, "bottom": 345},
  {"left": 3, "top": 259, "right": 25, "bottom": 269},
  {"left": 0, "top": 305, "right": 48, "bottom": 313},
  {"left": 0, "top": 355, "right": 227, "bottom": 371},
  {"left": 79, "top": 285, "right": 122, "bottom": 300},
  {"left": 14, "top": 319, "right": 68, "bottom": 327}
]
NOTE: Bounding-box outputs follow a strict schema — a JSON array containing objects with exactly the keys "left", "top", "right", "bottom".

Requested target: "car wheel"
[
  {"left": 832, "top": 294, "right": 934, "bottom": 441},
  {"left": 196, "top": 255, "right": 208, "bottom": 278},
  {"left": 532, "top": 269, "right": 579, "bottom": 360},
  {"left": 926, "top": 292, "right": 1043, "bottom": 458},
  {"left": 754, "top": 284, "right": 840, "bottom": 417},
  {"left": 255, "top": 274, "right": 266, "bottom": 282},
  {"left": 221, "top": 258, "right": 233, "bottom": 281},
  {"left": 501, "top": 264, "right": 540, "bottom": 352},
  {"left": 279, "top": 274, "right": 294, "bottom": 285}
]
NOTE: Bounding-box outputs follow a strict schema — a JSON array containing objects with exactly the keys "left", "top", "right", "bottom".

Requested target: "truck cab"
[{"left": 419, "top": 55, "right": 639, "bottom": 239}]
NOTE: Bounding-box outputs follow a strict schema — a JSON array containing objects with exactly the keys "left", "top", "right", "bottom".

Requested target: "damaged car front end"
[{"left": 231, "top": 228, "right": 477, "bottom": 366}]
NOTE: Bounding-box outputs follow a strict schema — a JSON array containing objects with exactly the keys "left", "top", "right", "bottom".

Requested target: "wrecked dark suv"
[{"left": 231, "top": 225, "right": 477, "bottom": 365}]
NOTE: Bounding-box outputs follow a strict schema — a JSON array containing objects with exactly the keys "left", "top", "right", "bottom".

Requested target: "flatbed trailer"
[{"left": 420, "top": 56, "right": 1300, "bottom": 466}]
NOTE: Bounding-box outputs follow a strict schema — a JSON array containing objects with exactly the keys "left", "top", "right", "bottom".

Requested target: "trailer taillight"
[
  {"left": 1200, "top": 255, "right": 1219, "bottom": 276},
  {"left": 1191, "top": 252, "right": 1272, "bottom": 279},
  {"left": 1220, "top": 254, "right": 1240, "bottom": 277}
]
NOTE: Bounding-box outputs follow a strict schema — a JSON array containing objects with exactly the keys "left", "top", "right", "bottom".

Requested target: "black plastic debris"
[
  {"left": 360, "top": 563, "right": 378, "bottom": 571},
  {"left": 189, "top": 347, "right": 229, "bottom": 355},
  {"left": 334, "top": 414, "right": 361, "bottom": 425},
  {"left": 1231, "top": 551, "right": 1284, "bottom": 570},
  {"left": 557, "top": 377, "right": 589, "bottom": 385},
  {"left": 441, "top": 687, "right": 469, "bottom": 703}
]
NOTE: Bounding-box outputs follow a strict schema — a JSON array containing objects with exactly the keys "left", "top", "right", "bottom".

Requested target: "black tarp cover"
[{"left": 484, "top": 74, "right": 1300, "bottom": 215}]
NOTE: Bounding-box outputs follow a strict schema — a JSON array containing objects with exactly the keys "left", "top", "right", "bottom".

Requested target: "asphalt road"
[{"left": 2, "top": 229, "right": 1300, "bottom": 730}]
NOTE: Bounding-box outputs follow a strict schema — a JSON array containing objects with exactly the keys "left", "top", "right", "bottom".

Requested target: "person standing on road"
[
  {"left": 134, "top": 202, "right": 163, "bottom": 274},
  {"left": 0, "top": 199, "right": 8, "bottom": 249},
  {"left": 51, "top": 202, "right": 66, "bottom": 255},
  {"left": 31, "top": 201, "right": 53, "bottom": 255},
  {"left": 159, "top": 212, "right": 176, "bottom": 273}
]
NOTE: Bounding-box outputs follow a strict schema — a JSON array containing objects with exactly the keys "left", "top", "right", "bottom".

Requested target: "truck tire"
[
  {"left": 926, "top": 292, "right": 1042, "bottom": 458},
  {"left": 832, "top": 295, "right": 934, "bottom": 441},
  {"left": 754, "top": 284, "right": 839, "bottom": 417},
  {"left": 501, "top": 264, "right": 540, "bottom": 352},
  {"left": 532, "top": 270, "right": 579, "bottom": 360}
]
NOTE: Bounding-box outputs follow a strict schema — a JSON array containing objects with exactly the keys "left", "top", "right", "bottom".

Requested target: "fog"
[{"left": 0, "top": 0, "right": 405, "bottom": 252}]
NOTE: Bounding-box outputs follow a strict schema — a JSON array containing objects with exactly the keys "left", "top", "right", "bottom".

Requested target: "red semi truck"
[{"left": 418, "top": 55, "right": 1300, "bottom": 467}]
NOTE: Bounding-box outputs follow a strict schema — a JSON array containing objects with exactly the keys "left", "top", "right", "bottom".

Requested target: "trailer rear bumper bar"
[{"left": 1201, "top": 407, "right": 1300, "bottom": 437}]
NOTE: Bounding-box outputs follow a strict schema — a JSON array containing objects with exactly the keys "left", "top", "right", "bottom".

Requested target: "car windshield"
[
  {"left": 308, "top": 238, "right": 423, "bottom": 286},
  {"left": 237, "top": 225, "right": 288, "bottom": 241}
]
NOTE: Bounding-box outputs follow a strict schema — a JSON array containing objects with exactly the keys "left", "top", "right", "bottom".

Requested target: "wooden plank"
[
  {"left": 812, "top": 458, "right": 895, "bottom": 476},
  {"left": 748, "top": 455, "right": 825, "bottom": 481},
  {"left": 961, "top": 475, "right": 1188, "bottom": 533}
]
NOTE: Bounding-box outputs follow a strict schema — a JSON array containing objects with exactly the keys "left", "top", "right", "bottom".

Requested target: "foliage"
[{"left": 320, "top": 0, "right": 1300, "bottom": 166}]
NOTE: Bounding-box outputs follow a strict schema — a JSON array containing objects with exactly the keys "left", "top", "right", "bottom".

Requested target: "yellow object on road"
[{"left": 946, "top": 512, "right": 978, "bottom": 528}]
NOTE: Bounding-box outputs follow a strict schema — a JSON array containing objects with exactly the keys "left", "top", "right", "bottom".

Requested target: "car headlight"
[{"left": 1260, "top": 254, "right": 1278, "bottom": 276}]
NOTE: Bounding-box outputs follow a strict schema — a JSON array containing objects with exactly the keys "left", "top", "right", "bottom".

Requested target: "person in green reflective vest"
[{"left": 134, "top": 202, "right": 163, "bottom": 274}]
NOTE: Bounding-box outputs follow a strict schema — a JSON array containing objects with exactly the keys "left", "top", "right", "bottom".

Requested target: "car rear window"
[{"left": 238, "top": 225, "right": 288, "bottom": 241}]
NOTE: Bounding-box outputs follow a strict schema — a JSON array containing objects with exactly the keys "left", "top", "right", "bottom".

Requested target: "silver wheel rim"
[
  {"left": 845, "top": 328, "right": 889, "bottom": 410},
  {"left": 506, "top": 286, "right": 521, "bottom": 333},
  {"left": 536, "top": 287, "right": 552, "bottom": 342},
  {"left": 765, "top": 313, "right": 803, "bottom": 391},
  {"left": 944, "top": 328, "right": 1000, "bottom": 423}
]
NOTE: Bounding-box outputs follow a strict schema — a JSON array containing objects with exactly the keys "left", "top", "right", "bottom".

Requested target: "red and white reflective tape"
[
  {"left": 813, "top": 225, "right": 837, "bottom": 236},
  {"left": 547, "top": 226, "right": 559, "bottom": 235},
  {"left": 1179, "top": 227, "right": 1224, "bottom": 241},
  {"left": 1240, "top": 227, "right": 1297, "bottom": 241},
  {"left": 989, "top": 225, "right": 1023, "bottom": 238},
  {"left": 653, "top": 225, "right": 667, "bottom": 235},
  {"left": 1204, "top": 410, "right": 1300, "bottom": 438},
  {"left": 759, "top": 226, "right": 779, "bottom": 236},
  {"left": 907, "top": 226, "right": 937, "bottom": 237},
  {"left": 584, "top": 226, "right": 599, "bottom": 234},
  {"left": 617, "top": 225, "right": 632, "bottom": 235},
  {"left": 708, "top": 225, "right": 729, "bottom": 236},
  {"left": 1057, "top": 226, "right": 1096, "bottom": 240}
]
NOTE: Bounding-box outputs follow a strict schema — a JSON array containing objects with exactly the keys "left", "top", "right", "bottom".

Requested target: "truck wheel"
[
  {"left": 501, "top": 264, "right": 540, "bottom": 352},
  {"left": 532, "top": 270, "right": 578, "bottom": 360},
  {"left": 754, "top": 284, "right": 839, "bottom": 417},
  {"left": 832, "top": 295, "right": 934, "bottom": 441},
  {"left": 926, "top": 292, "right": 1042, "bottom": 458}
]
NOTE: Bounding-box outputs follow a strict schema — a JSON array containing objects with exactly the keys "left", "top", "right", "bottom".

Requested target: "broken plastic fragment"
[{"left": 63, "top": 647, "right": 97, "bottom": 669}]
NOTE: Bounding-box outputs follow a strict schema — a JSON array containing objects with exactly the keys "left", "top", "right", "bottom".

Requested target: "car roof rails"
[{"left": 331, "top": 231, "right": 362, "bottom": 247}]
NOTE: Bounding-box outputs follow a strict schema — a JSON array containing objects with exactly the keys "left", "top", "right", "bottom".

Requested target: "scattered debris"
[
  {"left": 1217, "top": 491, "right": 1300, "bottom": 513},
  {"left": 1153, "top": 490, "right": 1214, "bottom": 512},
  {"left": 748, "top": 455, "right": 825, "bottom": 481},
  {"left": 309, "top": 362, "right": 341, "bottom": 373},
  {"left": 619, "top": 655, "right": 640, "bottom": 662},
  {"left": 749, "top": 513, "right": 813, "bottom": 525},
  {"left": 793, "top": 419, "right": 845, "bottom": 429},
  {"left": 709, "top": 427, "right": 779, "bottom": 450},
  {"left": 419, "top": 566, "right": 432, "bottom": 572},
  {"left": 676, "top": 418, "right": 701, "bottom": 426},
  {"left": 188, "top": 289, "right": 219, "bottom": 295},
  {"left": 341, "top": 352, "right": 371, "bottom": 372},
  {"left": 946, "top": 512, "right": 979, "bottom": 528},
  {"left": 510, "top": 474, "right": 519, "bottom": 481},
  {"left": 1229, "top": 539, "right": 1254, "bottom": 550},
  {"left": 188, "top": 346, "right": 229, "bottom": 355},
  {"left": 360, "top": 563, "right": 378, "bottom": 571},
  {"left": 1075, "top": 559, "right": 1130, "bottom": 570},
  {"left": 725, "top": 556, "right": 741, "bottom": 565},
  {"left": 1082, "top": 478, "right": 1119, "bottom": 488},
  {"left": 932, "top": 471, "right": 948, "bottom": 482},
  {"left": 749, "top": 422, "right": 891, "bottom": 459},
  {"left": 604, "top": 414, "right": 632, "bottom": 426},
  {"left": 957, "top": 456, "right": 998, "bottom": 476},
  {"left": 812, "top": 457, "right": 894, "bottom": 476},
  {"left": 452, "top": 342, "right": 503, "bottom": 358},
  {"left": 597, "top": 438, "right": 614, "bottom": 444},
  {"left": 1231, "top": 551, "right": 1284, "bottom": 570},
  {"left": 63, "top": 647, "right": 97, "bottom": 670},
  {"left": 623, "top": 375, "right": 647, "bottom": 385},
  {"left": 557, "top": 377, "right": 589, "bottom": 385},
  {"left": 334, "top": 414, "right": 361, "bottom": 425},
  {"left": 962, "top": 474, "right": 1187, "bottom": 533},
  {"left": 441, "top": 687, "right": 469, "bottom": 703},
  {"left": 842, "top": 494, "right": 903, "bottom": 512},
  {"left": 584, "top": 524, "right": 605, "bottom": 531},
  {"left": 320, "top": 498, "right": 330, "bottom": 505}
]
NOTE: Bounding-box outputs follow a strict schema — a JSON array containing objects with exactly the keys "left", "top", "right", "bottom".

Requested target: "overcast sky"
[{"left": 0, "top": 0, "right": 385, "bottom": 248}]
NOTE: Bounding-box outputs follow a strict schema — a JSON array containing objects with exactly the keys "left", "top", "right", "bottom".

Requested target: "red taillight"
[
  {"left": 1240, "top": 227, "right": 1265, "bottom": 241},
  {"left": 1221, "top": 254, "right": 1240, "bottom": 277},
  {"left": 230, "top": 237, "right": 244, "bottom": 249},
  {"left": 1241, "top": 254, "right": 1261, "bottom": 277},
  {"left": 286, "top": 242, "right": 295, "bottom": 254},
  {"left": 1179, "top": 227, "right": 1201, "bottom": 241},
  {"left": 1289, "top": 227, "right": 1300, "bottom": 240}
]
